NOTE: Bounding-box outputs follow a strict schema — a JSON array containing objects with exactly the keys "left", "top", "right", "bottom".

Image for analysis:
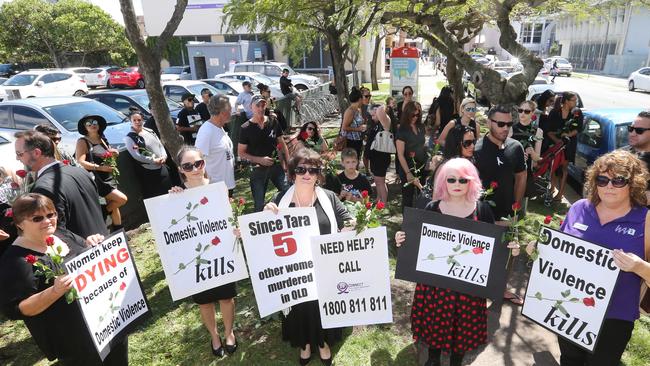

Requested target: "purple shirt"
[{"left": 561, "top": 199, "right": 646, "bottom": 321}]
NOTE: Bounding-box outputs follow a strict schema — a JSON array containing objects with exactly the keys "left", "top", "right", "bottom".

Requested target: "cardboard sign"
[
  {"left": 64, "top": 231, "right": 150, "bottom": 361},
  {"left": 521, "top": 227, "right": 620, "bottom": 352},
  {"left": 395, "top": 207, "right": 508, "bottom": 300},
  {"left": 144, "top": 182, "right": 249, "bottom": 301},
  {"left": 239, "top": 207, "right": 319, "bottom": 317},
  {"left": 310, "top": 227, "right": 393, "bottom": 328}
]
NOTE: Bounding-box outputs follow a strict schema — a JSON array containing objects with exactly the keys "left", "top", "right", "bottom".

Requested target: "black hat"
[
  {"left": 181, "top": 92, "right": 195, "bottom": 102},
  {"left": 77, "top": 115, "right": 107, "bottom": 136}
]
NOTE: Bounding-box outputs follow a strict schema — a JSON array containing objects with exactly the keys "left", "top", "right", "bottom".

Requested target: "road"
[{"left": 551, "top": 74, "right": 650, "bottom": 109}]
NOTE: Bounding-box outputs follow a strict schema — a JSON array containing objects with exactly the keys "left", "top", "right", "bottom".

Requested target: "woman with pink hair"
[{"left": 395, "top": 158, "right": 494, "bottom": 366}]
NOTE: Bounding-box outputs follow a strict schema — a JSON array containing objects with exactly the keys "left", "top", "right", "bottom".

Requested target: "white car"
[
  {"left": 162, "top": 80, "right": 237, "bottom": 112},
  {"left": 161, "top": 66, "right": 192, "bottom": 82},
  {"left": 215, "top": 72, "right": 284, "bottom": 99},
  {"left": 628, "top": 67, "right": 650, "bottom": 92},
  {"left": 75, "top": 66, "right": 121, "bottom": 88},
  {"left": 0, "top": 70, "right": 89, "bottom": 101},
  {"left": 0, "top": 134, "right": 24, "bottom": 172},
  {"left": 230, "top": 61, "right": 321, "bottom": 90},
  {"left": 545, "top": 57, "right": 573, "bottom": 77}
]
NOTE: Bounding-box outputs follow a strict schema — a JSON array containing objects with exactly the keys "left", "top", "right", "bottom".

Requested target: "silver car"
[{"left": 0, "top": 97, "right": 132, "bottom": 155}]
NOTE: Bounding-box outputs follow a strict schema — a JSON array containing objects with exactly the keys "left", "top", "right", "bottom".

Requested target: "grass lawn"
[{"left": 1, "top": 129, "right": 649, "bottom": 365}]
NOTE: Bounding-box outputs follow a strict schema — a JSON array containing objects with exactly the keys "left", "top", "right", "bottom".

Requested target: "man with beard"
[{"left": 623, "top": 110, "right": 650, "bottom": 201}]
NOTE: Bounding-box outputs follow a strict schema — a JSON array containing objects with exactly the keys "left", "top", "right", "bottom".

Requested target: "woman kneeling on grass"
[
  {"left": 168, "top": 146, "right": 238, "bottom": 358},
  {"left": 395, "top": 158, "right": 494, "bottom": 366}
]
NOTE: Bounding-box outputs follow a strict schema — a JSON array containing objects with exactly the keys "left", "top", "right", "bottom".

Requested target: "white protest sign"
[
  {"left": 144, "top": 182, "right": 249, "bottom": 301},
  {"left": 310, "top": 227, "right": 392, "bottom": 328},
  {"left": 522, "top": 227, "right": 620, "bottom": 352},
  {"left": 239, "top": 207, "right": 318, "bottom": 317},
  {"left": 415, "top": 222, "right": 494, "bottom": 286},
  {"left": 65, "top": 231, "right": 149, "bottom": 361}
]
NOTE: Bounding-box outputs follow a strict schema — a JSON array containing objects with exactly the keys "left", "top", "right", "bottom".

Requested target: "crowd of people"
[{"left": 0, "top": 78, "right": 649, "bottom": 366}]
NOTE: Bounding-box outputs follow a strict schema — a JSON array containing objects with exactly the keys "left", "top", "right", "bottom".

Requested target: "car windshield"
[
  {"left": 43, "top": 101, "right": 127, "bottom": 131},
  {"left": 252, "top": 74, "right": 277, "bottom": 85},
  {"left": 186, "top": 83, "right": 219, "bottom": 97},
  {"left": 616, "top": 123, "right": 631, "bottom": 148},
  {"left": 163, "top": 67, "right": 184, "bottom": 74},
  {"left": 131, "top": 94, "right": 182, "bottom": 112},
  {"left": 556, "top": 59, "right": 570, "bottom": 64},
  {"left": 89, "top": 68, "right": 103, "bottom": 73},
  {"left": 4, "top": 74, "right": 37, "bottom": 86},
  {"left": 0, "top": 135, "right": 8, "bottom": 144}
]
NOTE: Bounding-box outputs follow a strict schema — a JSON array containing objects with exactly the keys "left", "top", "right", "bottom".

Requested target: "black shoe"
[
  {"left": 225, "top": 339, "right": 238, "bottom": 355},
  {"left": 299, "top": 354, "right": 312, "bottom": 365},
  {"left": 211, "top": 339, "right": 225, "bottom": 357},
  {"left": 319, "top": 356, "right": 332, "bottom": 365}
]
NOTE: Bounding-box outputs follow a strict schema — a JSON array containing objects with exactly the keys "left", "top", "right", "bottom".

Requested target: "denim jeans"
[{"left": 250, "top": 164, "right": 289, "bottom": 212}]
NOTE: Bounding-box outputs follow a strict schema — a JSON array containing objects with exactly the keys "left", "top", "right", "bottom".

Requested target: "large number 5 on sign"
[{"left": 272, "top": 231, "right": 297, "bottom": 256}]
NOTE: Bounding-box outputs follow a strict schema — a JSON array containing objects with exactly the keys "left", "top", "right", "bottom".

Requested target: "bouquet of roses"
[
  {"left": 101, "top": 151, "right": 120, "bottom": 183},
  {"left": 228, "top": 197, "right": 246, "bottom": 252},
  {"left": 0, "top": 169, "right": 30, "bottom": 205},
  {"left": 26, "top": 236, "right": 78, "bottom": 304},
  {"left": 352, "top": 190, "right": 386, "bottom": 234},
  {"left": 556, "top": 108, "right": 582, "bottom": 138}
]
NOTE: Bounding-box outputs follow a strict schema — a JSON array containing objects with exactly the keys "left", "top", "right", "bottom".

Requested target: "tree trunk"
[
  {"left": 326, "top": 31, "right": 350, "bottom": 116},
  {"left": 370, "top": 34, "right": 383, "bottom": 91},
  {"left": 445, "top": 58, "right": 464, "bottom": 110}
]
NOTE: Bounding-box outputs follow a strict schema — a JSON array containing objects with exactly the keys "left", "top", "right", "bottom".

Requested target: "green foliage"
[{"left": 0, "top": 0, "right": 133, "bottom": 66}]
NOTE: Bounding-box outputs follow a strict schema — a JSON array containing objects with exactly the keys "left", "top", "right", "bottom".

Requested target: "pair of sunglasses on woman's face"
[
  {"left": 517, "top": 108, "right": 532, "bottom": 114},
  {"left": 295, "top": 166, "right": 321, "bottom": 176},
  {"left": 595, "top": 175, "right": 629, "bottom": 188},
  {"left": 462, "top": 139, "right": 476, "bottom": 148},
  {"left": 29, "top": 212, "right": 57, "bottom": 223},
  {"left": 85, "top": 120, "right": 99, "bottom": 127},
  {"left": 446, "top": 177, "right": 469, "bottom": 184},
  {"left": 180, "top": 160, "right": 205, "bottom": 172}
]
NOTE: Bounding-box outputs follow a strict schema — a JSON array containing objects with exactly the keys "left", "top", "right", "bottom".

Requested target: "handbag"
[
  {"left": 370, "top": 130, "right": 396, "bottom": 154},
  {"left": 640, "top": 211, "right": 650, "bottom": 314},
  {"left": 333, "top": 119, "right": 347, "bottom": 151}
]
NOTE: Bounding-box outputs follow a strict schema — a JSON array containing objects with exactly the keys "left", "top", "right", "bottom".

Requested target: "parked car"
[
  {"left": 160, "top": 66, "right": 192, "bottom": 82},
  {"left": 162, "top": 80, "right": 237, "bottom": 111},
  {"left": 0, "top": 77, "right": 7, "bottom": 85},
  {"left": 0, "top": 70, "right": 88, "bottom": 101},
  {"left": 79, "top": 66, "right": 121, "bottom": 88},
  {"left": 545, "top": 57, "right": 573, "bottom": 77},
  {"left": 0, "top": 63, "right": 25, "bottom": 78},
  {"left": 109, "top": 67, "right": 145, "bottom": 89},
  {"left": 628, "top": 67, "right": 650, "bottom": 92},
  {"left": 569, "top": 108, "right": 641, "bottom": 186},
  {"left": 84, "top": 90, "right": 182, "bottom": 123},
  {"left": 493, "top": 61, "right": 516, "bottom": 74},
  {"left": 0, "top": 134, "right": 23, "bottom": 171},
  {"left": 201, "top": 78, "right": 243, "bottom": 97},
  {"left": 526, "top": 86, "right": 584, "bottom": 109},
  {"left": 230, "top": 61, "right": 320, "bottom": 90},
  {"left": 215, "top": 72, "right": 284, "bottom": 99},
  {"left": 0, "top": 97, "right": 132, "bottom": 154}
]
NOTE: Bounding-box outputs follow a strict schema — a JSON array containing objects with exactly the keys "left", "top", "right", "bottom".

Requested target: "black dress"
[
  {"left": 411, "top": 201, "right": 494, "bottom": 354},
  {"left": 80, "top": 137, "right": 118, "bottom": 197},
  {"left": 273, "top": 189, "right": 351, "bottom": 350},
  {"left": 0, "top": 229, "right": 128, "bottom": 365}
]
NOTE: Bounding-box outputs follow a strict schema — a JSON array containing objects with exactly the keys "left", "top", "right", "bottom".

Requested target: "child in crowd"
[{"left": 331, "top": 148, "right": 372, "bottom": 202}]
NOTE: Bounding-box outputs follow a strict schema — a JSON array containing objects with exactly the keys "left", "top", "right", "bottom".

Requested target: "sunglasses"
[
  {"left": 627, "top": 126, "right": 650, "bottom": 134},
  {"left": 517, "top": 108, "right": 532, "bottom": 114},
  {"left": 403, "top": 92, "right": 412, "bottom": 96},
  {"left": 180, "top": 160, "right": 205, "bottom": 172},
  {"left": 595, "top": 175, "right": 629, "bottom": 188},
  {"left": 464, "top": 107, "right": 477, "bottom": 112},
  {"left": 490, "top": 119, "right": 514, "bottom": 128},
  {"left": 294, "top": 166, "right": 321, "bottom": 176},
  {"left": 52, "top": 137, "right": 62, "bottom": 143},
  {"left": 446, "top": 177, "right": 469, "bottom": 184},
  {"left": 84, "top": 120, "right": 99, "bottom": 127},
  {"left": 363, "top": 95, "right": 372, "bottom": 99},
  {"left": 30, "top": 212, "right": 57, "bottom": 223},
  {"left": 462, "top": 139, "right": 476, "bottom": 148}
]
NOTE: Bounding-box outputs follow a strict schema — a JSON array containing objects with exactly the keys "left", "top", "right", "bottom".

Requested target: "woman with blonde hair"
[{"left": 437, "top": 97, "right": 478, "bottom": 146}]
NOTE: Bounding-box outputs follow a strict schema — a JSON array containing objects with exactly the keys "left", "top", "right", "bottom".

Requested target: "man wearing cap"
[
  {"left": 238, "top": 95, "right": 290, "bottom": 211},
  {"left": 176, "top": 93, "right": 202, "bottom": 145},
  {"left": 279, "top": 68, "right": 302, "bottom": 113},
  {"left": 195, "top": 88, "right": 213, "bottom": 121},
  {"left": 234, "top": 81, "right": 254, "bottom": 119}
]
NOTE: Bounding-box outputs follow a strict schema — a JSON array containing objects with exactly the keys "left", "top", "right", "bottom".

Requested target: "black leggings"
[{"left": 557, "top": 318, "right": 634, "bottom": 366}]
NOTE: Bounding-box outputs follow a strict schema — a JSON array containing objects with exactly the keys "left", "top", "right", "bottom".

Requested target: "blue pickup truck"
[{"left": 569, "top": 108, "right": 643, "bottom": 185}]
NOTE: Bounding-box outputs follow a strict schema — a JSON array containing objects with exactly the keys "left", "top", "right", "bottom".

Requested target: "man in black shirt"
[
  {"left": 624, "top": 111, "right": 650, "bottom": 199},
  {"left": 238, "top": 95, "right": 291, "bottom": 211},
  {"left": 474, "top": 104, "right": 527, "bottom": 222},
  {"left": 279, "top": 68, "right": 302, "bottom": 113},
  {"left": 195, "top": 88, "right": 212, "bottom": 121},
  {"left": 175, "top": 92, "right": 202, "bottom": 145}
]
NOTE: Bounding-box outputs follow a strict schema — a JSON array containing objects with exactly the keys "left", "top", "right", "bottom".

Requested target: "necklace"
[{"left": 294, "top": 190, "right": 316, "bottom": 207}]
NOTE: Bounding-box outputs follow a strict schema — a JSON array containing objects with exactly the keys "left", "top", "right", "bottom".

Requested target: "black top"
[
  {"left": 176, "top": 107, "right": 202, "bottom": 145},
  {"left": 330, "top": 172, "right": 372, "bottom": 200},
  {"left": 272, "top": 189, "right": 352, "bottom": 234},
  {"left": 280, "top": 76, "right": 293, "bottom": 95},
  {"left": 397, "top": 125, "right": 428, "bottom": 169},
  {"left": 239, "top": 116, "right": 284, "bottom": 158},
  {"left": 143, "top": 116, "right": 160, "bottom": 137},
  {"left": 0, "top": 229, "right": 96, "bottom": 361},
  {"left": 195, "top": 102, "right": 210, "bottom": 121},
  {"left": 511, "top": 123, "right": 538, "bottom": 174},
  {"left": 31, "top": 163, "right": 108, "bottom": 238},
  {"left": 542, "top": 109, "right": 582, "bottom": 160},
  {"left": 474, "top": 136, "right": 526, "bottom": 220},
  {"left": 623, "top": 145, "right": 650, "bottom": 189},
  {"left": 426, "top": 200, "right": 495, "bottom": 225}
]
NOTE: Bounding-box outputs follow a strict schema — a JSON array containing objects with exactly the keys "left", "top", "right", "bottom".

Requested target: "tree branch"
[{"left": 156, "top": 0, "right": 189, "bottom": 55}]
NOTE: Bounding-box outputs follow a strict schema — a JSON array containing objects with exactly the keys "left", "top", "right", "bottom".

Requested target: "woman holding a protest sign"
[
  {"left": 557, "top": 149, "right": 650, "bottom": 366},
  {"left": 395, "top": 158, "right": 494, "bottom": 366},
  {"left": 264, "top": 148, "right": 352, "bottom": 365},
  {"left": 0, "top": 193, "right": 128, "bottom": 365},
  {"left": 168, "top": 146, "right": 239, "bottom": 357}
]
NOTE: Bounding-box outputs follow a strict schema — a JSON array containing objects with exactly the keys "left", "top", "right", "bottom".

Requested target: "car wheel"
[
  {"left": 295, "top": 84, "right": 308, "bottom": 91},
  {"left": 136, "top": 79, "right": 145, "bottom": 89},
  {"left": 107, "top": 80, "right": 113, "bottom": 89},
  {"left": 73, "top": 90, "right": 86, "bottom": 96},
  {"left": 566, "top": 73, "right": 571, "bottom": 77},
  {"left": 629, "top": 80, "right": 635, "bottom": 91}
]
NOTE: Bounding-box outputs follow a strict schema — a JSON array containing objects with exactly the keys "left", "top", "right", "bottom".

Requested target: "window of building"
[
  {"left": 521, "top": 23, "right": 532, "bottom": 43},
  {"left": 532, "top": 23, "right": 543, "bottom": 43}
]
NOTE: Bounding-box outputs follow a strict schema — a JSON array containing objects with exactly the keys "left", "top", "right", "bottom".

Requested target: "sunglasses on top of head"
[
  {"left": 30, "top": 212, "right": 57, "bottom": 223},
  {"left": 294, "top": 166, "right": 321, "bottom": 176},
  {"left": 180, "top": 160, "right": 205, "bottom": 172},
  {"left": 595, "top": 175, "right": 629, "bottom": 188}
]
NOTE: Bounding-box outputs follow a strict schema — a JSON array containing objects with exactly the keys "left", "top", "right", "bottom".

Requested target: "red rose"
[
  {"left": 4, "top": 209, "right": 12, "bottom": 218},
  {"left": 120, "top": 282, "right": 126, "bottom": 291},
  {"left": 211, "top": 236, "right": 221, "bottom": 246},
  {"left": 300, "top": 131, "right": 309, "bottom": 140},
  {"left": 45, "top": 236, "right": 55, "bottom": 246},
  {"left": 472, "top": 247, "right": 484, "bottom": 254},
  {"left": 543, "top": 215, "right": 552, "bottom": 225},
  {"left": 490, "top": 181, "right": 498, "bottom": 189},
  {"left": 62, "top": 159, "right": 70, "bottom": 165},
  {"left": 559, "top": 219, "right": 564, "bottom": 226},
  {"left": 365, "top": 202, "right": 372, "bottom": 209},
  {"left": 408, "top": 151, "right": 416, "bottom": 158},
  {"left": 101, "top": 151, "right": 113, "bottom": 159},
  {"left": 512, "top": 202, "right": 521, "bottom": 211},
  {"left": 16, "top": 170, "right": 27, "bottom": 178},
  {"left": 574, "top": 110, "right": 581, "bottom": 118},
  {"left": 531, "top": 114, "right": 537, "bottom": 121},
  {"left": 25, "top": 254, "right": 38, "bottom": 264},
  {"left": 361, "top": 190, "right": 369, "bottom": 198},
  {"left": 376, "top": 201, "right": 385, "bottom": 210},
  {"left": 238, "top": 198, "right": 246, "bottom": 206},
  {"left": 582, "top": 297, "right": 595, "bottom": 307},
  {"left": 10, "top": 182, "right": 19, "bottom": 189},
  {"left": 277, "top": 143, "right": 283, "bottom": 151},
  {"left": 200, "top": 197, "right": 208, "bottom": 205}
]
